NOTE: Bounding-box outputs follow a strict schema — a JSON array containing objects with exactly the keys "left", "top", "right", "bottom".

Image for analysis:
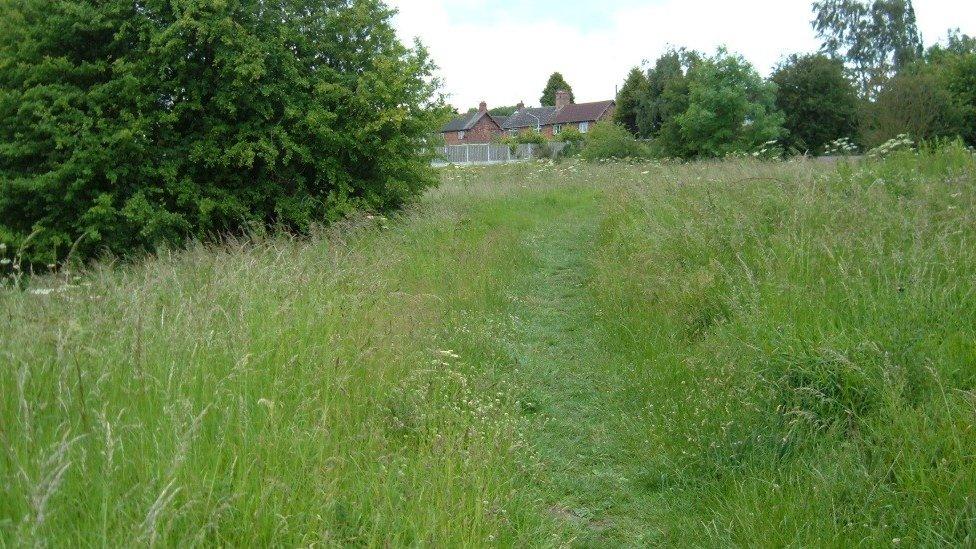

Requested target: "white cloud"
[{"left": 391, "top": 0, "right": 976, "bottom": 110}]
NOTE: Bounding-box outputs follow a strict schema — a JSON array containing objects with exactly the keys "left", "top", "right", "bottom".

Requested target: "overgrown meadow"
[{"left": 2, "top": 144, "right": 975, "bottom": 546}]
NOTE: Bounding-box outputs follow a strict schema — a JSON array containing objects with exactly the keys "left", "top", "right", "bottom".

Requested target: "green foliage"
[
  {"left": 540, "top": 72, "right": 574, "bottom": 106},
  {"left": 555, "top": 127, "right": 585, "bottom": 145},
  {"left": 635, "top": 50, "right": 699, "bottom": 142},
  {"left": 672, "top": 50, "right": 785, "bottom": 158},
  {"left": 489, "top": 105, "right": 520, "bottom": 117},
  {"left": 0, "top": 0, "right": 444, "bottom": 268},
  {"left": 580, "top": 122, "right": 648, "bottom": 161},
  {"left": 862, "top": 69, "right": 969, "bottom": 147},
  {"left": 772, "top": 54, "right": 860, "bottom": 154},
  {"left": 926, "top": 29, "right": 976, "bottom": 61},
  {"left": 515, "top": 130, "right": 548, "bottom": 145},
  {"left": 554, "top": 127, "right": 585, "bottom": 157},
  {"left": 638, "top": 49, "right": 701, "bottom": 157},
  {"left": 812, "top": 0, "right": 923, "bottom": 97},
  {"left": 923, "top": 35, "right": 976, "bottom": 146},
  {"left": 498, "top": 130, "right": 548, "bottom": 156},
  {"left": 626, "top": 49, "right": 787, "bottom": 159},
  {"left": 465, "top": 105, "right": 520, "bottom": 117},
  {"left": 614, "top": 67, "right": 649, "bottom": 136}
]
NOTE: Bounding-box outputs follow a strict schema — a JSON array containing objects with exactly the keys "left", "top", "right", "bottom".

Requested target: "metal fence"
[{"left": 434, "top": 142, "right": 567, "bottom": 166}]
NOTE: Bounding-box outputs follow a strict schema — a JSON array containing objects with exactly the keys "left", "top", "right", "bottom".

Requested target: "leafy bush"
[
  {"left": 861, "top": 69, "right": 969, "bottom": 148},
  {"left": 515, "top": 130, "right": 548, "bottom": 145},
  {"left": 555, "top": 127, "right": 585, "bottom": 146},
  {"left": 771, "top": 54, "right": 860, "bottom": 154},
  {"left": 923, "top": 38, "right": 976, "bottom": 146},
  {"left": 580, "top": 122, "right": 648, "bottom": 161},
  {"left": 0, "top": 0, "right": 443, "bottom": 267},
  {"left": 674, "top": 50, "right": 785, "bottom": 158},
  {"left": 553, "top": 128, "right": 585, "bottom": 157}
]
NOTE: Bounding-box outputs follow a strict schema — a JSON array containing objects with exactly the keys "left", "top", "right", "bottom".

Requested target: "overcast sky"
[{"left": 390, "top": 0, "right": 975, "bottom": 110}]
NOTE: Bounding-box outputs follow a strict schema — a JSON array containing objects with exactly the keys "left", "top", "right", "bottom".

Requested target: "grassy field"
[{"left": 2, "top": 144, "right": 975, "bottom": 546}]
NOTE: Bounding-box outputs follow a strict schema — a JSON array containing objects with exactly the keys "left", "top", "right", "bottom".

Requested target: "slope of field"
[{"left": 2, "top": 145, "right": 975, "bottom": 546}]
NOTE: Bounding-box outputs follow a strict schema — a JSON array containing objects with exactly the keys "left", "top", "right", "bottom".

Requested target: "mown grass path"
[{"left": 505, "top": 187, "right": 669, "bottom": 547}]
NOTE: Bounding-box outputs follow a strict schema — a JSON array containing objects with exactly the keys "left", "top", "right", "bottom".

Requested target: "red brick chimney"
[
  {"left": 555, "top": 90, "right": 571, "bottom": 110},
  {"left": 479, "top": 101, "right": 487, "bottom": 113}
]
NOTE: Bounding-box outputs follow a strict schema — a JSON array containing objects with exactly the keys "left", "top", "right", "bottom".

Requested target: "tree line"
[{"left": 613, "top": 0, "right": 975, "bottom": 158}]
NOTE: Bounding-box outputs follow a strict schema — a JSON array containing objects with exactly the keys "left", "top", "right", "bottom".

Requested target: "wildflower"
[{"left": 0, "top": 258, "right": 10, "bottom": 266}]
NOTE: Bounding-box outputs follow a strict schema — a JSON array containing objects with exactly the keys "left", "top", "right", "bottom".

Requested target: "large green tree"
[
  {"left": 540, "top": 72, "right": 574, "bottom": 106},
  {"left": 674, "top": 50, "right": 785, "bottom": 158},
  {"left": 614, "top": 67, "right": 649, "bottom": 136},
  {"left": 637, "top": 49, "right": 701, "bottom": 151},
  {"left": 0, "top": 0, "right": 443, "bottom": 266},
  {"left": 812, "top": 0, "right": 923, "bottom": 97},
  {"left": 772, "top": 54, "right": 860, "bottom": 153}
]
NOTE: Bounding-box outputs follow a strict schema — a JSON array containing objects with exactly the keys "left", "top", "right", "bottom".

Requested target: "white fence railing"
[{"left": 434, "top": 143, "right": 567, "bottom": 165}]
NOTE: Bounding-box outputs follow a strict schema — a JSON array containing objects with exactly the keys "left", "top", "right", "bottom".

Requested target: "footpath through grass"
[{"left": 3, "top": 145, "right": 976, "bottom": 546}]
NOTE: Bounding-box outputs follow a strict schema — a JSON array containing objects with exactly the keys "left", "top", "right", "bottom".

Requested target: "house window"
[
  {"left": 553, "top": 124, "right": 562, "bottom": 135},
  {"left": 579, "top": 122, "right": 589, "bottom": 133},
  {"left": 458, "top": 131, "right": 465, "bottom": 140},
  {"left": 509, "top": 129, "right": 518, "bottom": 137}
]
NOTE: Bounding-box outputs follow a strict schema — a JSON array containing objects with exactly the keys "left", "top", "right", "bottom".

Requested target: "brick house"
[
  {"left": 505, "top": 91, "right": 616, "bottom": 138},
  {"left": 440, "top": 102, "right": 504, "bottom": 145},
  {"left": 439, "top": 90, "right": 615, "bottom": 144}
]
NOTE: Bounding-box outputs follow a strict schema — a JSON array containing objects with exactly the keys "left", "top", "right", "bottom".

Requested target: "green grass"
[{"left": 2, "top": 145, "right": 975, "bottom": 546}]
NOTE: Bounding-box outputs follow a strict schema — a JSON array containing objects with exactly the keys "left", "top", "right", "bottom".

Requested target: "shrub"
[
  {"left": 555, "top": 128, "right": 585, "bottom": 146},
  {"left": 0, "top": 0, "right": 444, "bottom": 268},
  {"left": 674, "top": 50, "right": 785, "bottom": 158},
  {"left": 553, "top": 128, "right": 585, "bottom": 157},
  {"left": 771, "top": 54, "right": 860, "bottom": 154},
  {"left": 580, "top": 122, "right": 648, "bottom": 161},
  {"left": 924, "top": 39, "right": 976, "bottom": 146},
  {"left": 515, "top": 130, "right": 548, "bottom": 145},
  {"left": 861, "top": 70, "right": 968, "bottom": 148}
]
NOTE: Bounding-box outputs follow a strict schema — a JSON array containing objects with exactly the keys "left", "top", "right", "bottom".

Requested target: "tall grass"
[
  {"left": 0, "top": 165, "right": 583, "bottom": 546},
  {"left": 589, "top": 143, "right": 976, "bottom": 545},
  {"left": 2, "top": 145, "right": 974, "bottom": 545}
]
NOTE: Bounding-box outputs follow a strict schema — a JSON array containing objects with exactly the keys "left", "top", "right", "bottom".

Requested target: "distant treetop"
[{"left": 541, "top": 73, "right": 575, "bottom": 106}]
